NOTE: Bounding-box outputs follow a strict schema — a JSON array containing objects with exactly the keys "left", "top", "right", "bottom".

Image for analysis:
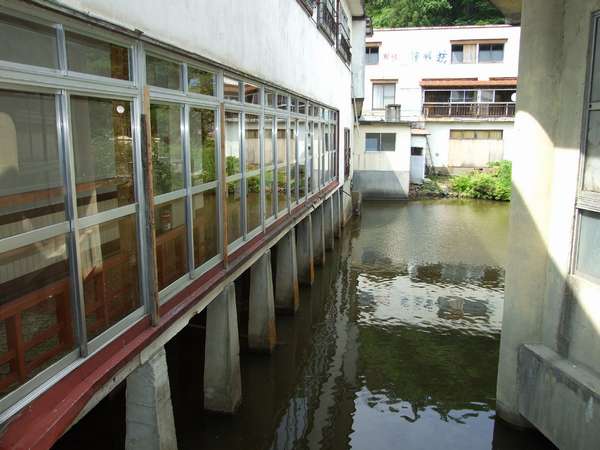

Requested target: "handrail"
[{"left": 422, "top": 102, "right": 516, "bottom": 118}]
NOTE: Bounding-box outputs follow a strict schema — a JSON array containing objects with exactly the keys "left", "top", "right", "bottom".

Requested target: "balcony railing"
[
  {"left": 423, "top": 102, "right": 516, "bottom": 119},
  {"left": 337, "top": 22, "right": 351, "bottom": 65},
  {"left": 297, "top": 0, "right": 317, "bottom": 14},
  {"left": 318, "top": 0, "right": 337, "bottom": 44}
]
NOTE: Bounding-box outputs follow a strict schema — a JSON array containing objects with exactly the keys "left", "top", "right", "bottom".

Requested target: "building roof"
[{"left": 420, "top": 77, "right": 518, "bottom": 88}]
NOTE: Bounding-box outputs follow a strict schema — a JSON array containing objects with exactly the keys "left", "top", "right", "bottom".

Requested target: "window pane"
[
  {"left": 592, "top": 21, "right": 600, "bottom": 102},
  {"left": 66, "top": 32, "right": 129, "bottom": 80},
  {"left": 226, "top": 180, "right": 242, "bottom": 244},
  {"left": 155, "top": 198, "right": 188, "bottom": 289},
  {"left": 277, "top": 167, "right": 287, "bottom": 213},
  {"left": 244, "top": 83, "right": 260, "bottom": 104},
  {"left": 584, "top": 110, "right": 600, "bottom": 192},
  {"left": 277, "top": 119, "right": 287, "bottom": 166},
  {"left": 277, "top": 94, "right": 288, "bottom": 111},
  {"left": 0, "top": 14, "right": 58, "bottom": 69},
  {"left": 264, "top": 169, "right": 275, "bottom": 221},
  {"left": 465, "top": 91, "right": 478, "bottom": 102},
  {"left": 0, "top": 234, "right": 74, "bottom": 394},
  {"left": 451, "top": 44, "right": 463, "bottom": 64},
  {"left": 244, "top": 114, "right": 260, "bottom": 172},
  {"left": 382, "top": 133, "right": 395, "bottom": 151},
  {"left": 71, "top": 97, "right": 134, "bottom": 217},
  {"left": 264, "top": 116, "right": 274, "bottom": 167},
  {"left": 225, "top": 112, "right": 241, "bottom": 176},
  {"left": 479, "top": 44, "right": 491, "bottom": 63},
  {"left": 291, "top": 97, "right": 298, "bottom": 113},
  {"left": 290, "top": 123, "right": 297, "bottom": 203},
  {"left": 146, "top": 55, "right": 181, "bottom": 90},
  {"left": 0, "top": 90, "right": 63, "bottom": 239},
  {"left": 298, "top": 100, "right": 306, "bottom": 115},
  {"left": 265, "top": 90, "right": 275, "bottom": 108},
  {"left": 373, "top": 85, "right": 383, "bottom": 109},
  {"left": 576, "top": 210, "right": 600, "bottom": 279},
  {"left": 190, "top": 108, "right": 216, "bottom": 186},
  {"left": 365, "top": 133, "right": 380, "bottom": 151},
  {"left": 298, "top": 122, "right": 306, "bottom": 198},
  {"left": 150, "top": 103, "right": 183, "bottom": 195},
  {"left": 492, "top": 44, "right": 504, "bottom": 62},
  {"left": 481, "top": 90, "right": 494, "bottom": 103},
  {"left": 451, "top": 91, "right": 465, "bottom": 103},
  {"left": 246, "top": 174, "right": 261, "bottom": 233},
  {"left": 192, "top": 189, "right": 219, "bottom": 268},
  {"left": 188, "top": 67, "right": 215, "bottom": 96},
  {"left": 81, "top": 215, "right": 139, "bottom": 339},
  {"left": 224, "top": 77, "right": 240, "bottom": 101}
]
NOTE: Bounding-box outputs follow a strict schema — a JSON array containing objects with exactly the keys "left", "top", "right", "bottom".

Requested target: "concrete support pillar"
[
  {"left": 274, "top": 230, "right": 300, "bottom": 314},
  {"left": 312, "top": 206, "right": 325, "bottom": 266},
  {"left": 204, "top": 284, "right": 242, "bottom": 413},
  {"left": 324, "top": 198, "right": 335, "bottom": 251},
  {"left": 125, "top": 347, "right": 177, "bottom": 450},
  {"left": 296, "top": 215, "right": 315, "bottom": 286},
  {"left": 333, "top": 190, "right": 342, "bottom": 239},
  {"left": 248, "top": 250, "right": 277, "bottom": 351}
]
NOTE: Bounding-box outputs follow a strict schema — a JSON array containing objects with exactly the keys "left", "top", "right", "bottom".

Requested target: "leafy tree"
[{"left": 366, "top": 0, "right": 504, "bottom": 28}]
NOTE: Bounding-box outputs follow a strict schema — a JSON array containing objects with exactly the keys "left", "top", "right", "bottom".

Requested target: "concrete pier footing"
[
  {"left": 203, "top": 284, "right": 242, "bottom": 413},
  {"left": 248, "top": 250, "right": 278, "bottom": 351},
  {"left": 312, "top": 206, "right": 325, "bottom": 266},
  {"left": 125, "top": 347, "right": 178, "bottom": 450},
  {"left": 274, "top": 231, "right": 300, "bottom": 314},
  {"left": 296, "top": 215, "right": 315, "bottom": 286},
  {"left": 324, "top": 197, "right": 335, "bottom": 251}
]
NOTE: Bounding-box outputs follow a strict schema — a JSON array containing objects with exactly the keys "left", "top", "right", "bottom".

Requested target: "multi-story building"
[
  {"left": 354, "top": 24, "right": 521, "bottom": 199},
  {"left": 0, "top": 0, "right": 366, "bottom": 447}
]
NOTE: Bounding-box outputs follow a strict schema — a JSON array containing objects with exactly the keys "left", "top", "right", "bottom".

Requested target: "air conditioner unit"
[{"left": 385, "top": 104, "right": 402, "bottom": 122}]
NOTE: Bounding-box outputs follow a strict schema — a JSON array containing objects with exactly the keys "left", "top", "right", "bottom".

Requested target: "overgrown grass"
[{"left": 451, "top": 161, "right": 512, "bottom": 201}]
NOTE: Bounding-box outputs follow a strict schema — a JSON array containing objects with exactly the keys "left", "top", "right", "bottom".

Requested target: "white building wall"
[{"left": 364, "top": 24, "right": 521, "bottom": 120}]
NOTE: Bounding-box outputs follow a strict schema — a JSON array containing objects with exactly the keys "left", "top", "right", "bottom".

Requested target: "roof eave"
[{"left": 489, "top": 0, "right": 522, "bottom": 25}]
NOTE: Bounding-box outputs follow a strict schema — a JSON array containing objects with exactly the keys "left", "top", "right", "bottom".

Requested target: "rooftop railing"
[{"left": 422, "top": 102, "right": 516, "bottom": 119}]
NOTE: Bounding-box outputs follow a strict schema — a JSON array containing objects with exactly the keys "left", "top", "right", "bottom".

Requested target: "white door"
[{"left": 410, "top": 147, "right": 425, "bottom": 184}]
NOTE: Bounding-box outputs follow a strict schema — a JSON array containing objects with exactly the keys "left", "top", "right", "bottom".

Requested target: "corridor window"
[
  {"left": 146, "top": 55, "right": 181, "bottom": 90},
  {"left": 573, "top": 14, "right": 600, "bottom": 280},
  {"left": 373, "top": 83, "right": 395, "bottom": 109},
  {"left": 366, "top": 46, "right": 379, "bottom": 65},
  {"left": 479, "top": 43, "right": 504, "bottom": 63},
  {"left": 223, "top": 77, "right": 241, "bottom": 102},
  {"left": 66, "top": 31, "right": 130, "bottom": 80},
  {"left": 150, "top": 103, "right": 184, "bottom": 195},
  {"left": 188, "top": 66, "right": 215, "bottom": 96},
  {"left": 365, "top": 133, "right": 395, "bottom": 152},
  {"left": 0, "top": 14, "right": 58, "bottom": 69}
]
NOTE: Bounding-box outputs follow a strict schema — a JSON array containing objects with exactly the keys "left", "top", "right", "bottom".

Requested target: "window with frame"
[
  {"left": 366, "top": 46, "right": 379, "bottom": 65},
  {"left": 450, "top": 129, "right": 503, "bottom": 140},
  {"left": 365, "top": 132, "right": 395, "bottom": 151},
  {"left": 373, "top": 83, "right": 395, "bottom": 109},
  {"left": 478, "top": 43, "right": 504, "bottom": 63},
  {"left": 574, "top": 14, "right": 600, "bottom": 280}
]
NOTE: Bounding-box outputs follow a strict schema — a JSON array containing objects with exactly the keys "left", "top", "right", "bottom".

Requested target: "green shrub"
[{"left": 451, "top": 160, "right": 512, "bottom": 201}]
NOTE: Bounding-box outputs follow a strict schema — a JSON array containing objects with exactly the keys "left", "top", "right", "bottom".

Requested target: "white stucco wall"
[
  {"left": 364, "top": 24, "right": 521, "bottom": 120},
  {"left": 354, "top": 124, "right": 412, "bottom": 172},
  {"left": 53, "top": 0, "right": 360, "bottom": 183}
]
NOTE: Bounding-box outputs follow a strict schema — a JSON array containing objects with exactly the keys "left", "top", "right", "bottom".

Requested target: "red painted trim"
[{"left": 0, "top": 181, "right": 339, "bottom": 450}]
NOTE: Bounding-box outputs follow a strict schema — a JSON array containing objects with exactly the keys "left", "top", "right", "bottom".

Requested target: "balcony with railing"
[
  {"left": 318, "top": 0, "right": 337, "bottom": 44},
  {"left": 337, "top": 13, "right": 352, "bottom": 65},
  {"left": 422, "top": 102, "right": 516, "bottom": 119}
]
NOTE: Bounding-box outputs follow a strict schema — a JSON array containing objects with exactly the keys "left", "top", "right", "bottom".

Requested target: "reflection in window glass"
[
  {"left": 298, "top": 122, "right": 306, "bottom": 198},
  {"left": 0, "top": 234, "right": 74, "bottom": 391},
  {"left": 264, "top": 116, "right": 274, "bottom": 167},
  {"left": 226, "top": 180, "right": 242, "bottom": 244},
  {"left": 150, "top": 103, "right": 184, "bottom": 195},
  {"left": 593, "top": 23, "right": 600, "bottom": 102},
  {"left": 264, "top": 169, "right": 275, "bottom": 221},
  {"left": 245, "top": 114, "right": 260, "bottom": 172},
  {"left": 277, "top": 119, "right": 287, "bottom": 166},
  {"left": 71, "top": 97, "right": 134, "bottom": 217},
  {"left": 307, "top": 122, "right": 314, "bottom": 194},
  {"left": 190, "top": 108, "right": 217, "bottom": 186},
  {"left": 81, "top": 215, "right": 139, "bottom": 338},
  {"left": 313, "top": 123, "right": 320, "bottom": 189},
  {"left": 290, "top": 123, "right": 297, "bottom": 204},
  {"left": 265, "top": 90, "right": 275, "bottom": 108},
  {"left": 277, "top": 167, "right": 287, "bottom": 214},
  {"left": 225, "top": 112, "right": 241, "bottom": 176},
  {"left": 0, "top": 90, "right": 63, "bottom": 239},
  {"left": 584, "top": 110, "right": 600, "bottom": 192},
  {"left": 247, "top": 174, "right": 261, "bottom": 233},
  {"left": 224, "top": 77, "right": 240, "bottom": 101},
  {"left": 146, "top": 55, "right": 181, "bottom": 90},
  {"left": 245, "top": 83, "right": 260, "bottom": 104},
  {"left": 155, "top": 198, "right": 188, "bottom": 290},
  {"left": 277, "top": 94, "right": 288, "bottom": 110},
  {"left": 188, "top": 66, "right": 215, "bottom": 96},
  {"left": 193, "top": 189, "right": 219, "bottom": 268},
  {"left": 66, "top": 32, "right": 129, "bottom": 80},
  {"left": 0, "top": 14, "right": 58, "bottom": 69},
  {"left": 290, "top": 97, "right": 297, "bottom": 113},
  {"left": 298, "top": 100, "right": 306, "bottom": 115},
  {"left": 576, "top": 211, "right": 600, "bottom": 279}
]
